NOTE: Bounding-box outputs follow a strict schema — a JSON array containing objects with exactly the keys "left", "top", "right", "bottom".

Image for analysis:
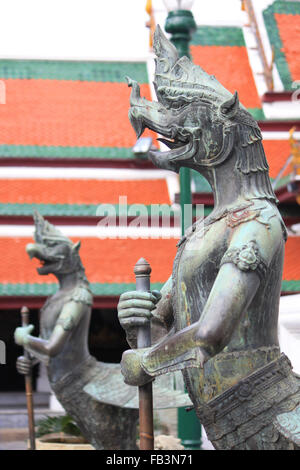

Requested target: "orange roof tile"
[
  {"left": 275, "top": 13, "right": 300, "bottom": 82},
  {"left": 0, "top": 79, "right": 154, "bottom": 148},
  {"left": 0, "top": 179, "right": 170, "bottom": 205},
  {"left": 0, "top": 237, "right": 177, "bottom": 285},
  {"left": 283, "top": 237, "right": 300, "bottom": 281},
  {"left": 190, "top": 45, "right": 261, "bottom": 109},
  {"left": 0, "top": 235, "right": 300, "bottom": 288},
  {"left": 263, "top": 140, "right": 292, "bottom": 179}
]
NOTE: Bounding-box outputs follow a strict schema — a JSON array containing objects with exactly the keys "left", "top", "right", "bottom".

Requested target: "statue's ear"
[
  {"left": 73, "top": 241, "right": 81, "bottom": 252},
  {"left": 219, "top": 91, "right": 239, "bottom": 118}
]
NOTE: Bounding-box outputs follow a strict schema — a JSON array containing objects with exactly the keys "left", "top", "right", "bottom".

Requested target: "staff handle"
[
  {"left": 20, "top": 306, "right": 36, "bottom": 450},
  {"left": 134, "top": 258, "right": 154, "bottom": 450}
]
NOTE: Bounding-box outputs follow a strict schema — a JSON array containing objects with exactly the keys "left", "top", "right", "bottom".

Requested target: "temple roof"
[
  {"left": 263, "top": 0, "right": 300, "bottom": 90},
  {"left": 0, "top": 60, "right": 155, "bottom": 160},
  {"left": 0, "top": 6, "right": 299, "bottom": 301},
  {"left": 0, "top": 176, "right": 172, "bottom": 217},
  {"left": 0, "top": 234, "right": 299, "bottom": 296},
  {"left": 190, "top": 26, "right": 264, "bottom": 120},
  {"left": 0, "top": 236, "right": 177, "bottom": 297}
]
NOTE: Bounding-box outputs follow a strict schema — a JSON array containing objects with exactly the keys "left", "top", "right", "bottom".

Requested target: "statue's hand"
[
  {"left": 121, "top": 348, "right": 153, "bottom": 386},
  {"left": 117, "top": 290, "right": 161, "bottom": 329},
  {"left": 16, "top": 355, "right": 33, "bottom": 375},
  {"left": 14, "top": 325, "right": 34, "bottom": 346}
]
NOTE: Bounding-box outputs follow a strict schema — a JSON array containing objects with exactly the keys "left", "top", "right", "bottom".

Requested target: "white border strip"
[
  {"left": 0, "top": 167, "right": 172, "bottom": 180},
  {"left": 0, "top": 224, "right": 181, "bottom": 240},
  {"left": 262, "top": 132, "right": 300, "bottom": 140}
]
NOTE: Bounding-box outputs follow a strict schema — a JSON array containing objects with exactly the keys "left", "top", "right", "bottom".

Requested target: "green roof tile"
[
  {"left": 191, "top": 26, "right": 245, "bottom": 47},
  {"left": 0, "top": 60, "right": 149, "bottom": 83},
  {"left": 191, "top": 170, "right": 212, "bottom": 193},
  {"left": 281, "top": 280, "right": 300, "bottom": 292},
  {"left": 0, "top": 203, "right": 179, "bottom": 217},
  {"left": 0, "top": 282, "right": 164, "bottom": 297},
  {"left": 263, "top": 1, "right": 300, "bottom": 90},
  {"left": 0, "top": 145, "right": 136, "bottom": 159},
  {"left": 0, "top": 280, "right": 297, "bottom": 296},
  {"left": 248, "top": 108, "right": 266, "bottom": 121}
]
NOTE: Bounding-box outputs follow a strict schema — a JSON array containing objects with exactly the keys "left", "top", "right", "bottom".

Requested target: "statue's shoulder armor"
[
  {"left": 221, "top": 239, "right": 267, "bottom": 280},
  {"left": 69, "top": 284, "right": 93, "bottom": 307},
  {"left": 55, "top": 285, "right": 92, "bottom": 332},
  {"left": 224, "top": 200, "right": 286, "bottom": 238},
  {"left": 221, "top": 201, "right": 285, "bottom": 279}
]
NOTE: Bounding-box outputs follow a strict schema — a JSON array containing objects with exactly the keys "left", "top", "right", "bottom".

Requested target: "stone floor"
[
  {"left": 0, "top": 413, "right": 214, "bottom": 450},
  {"left": 0, "top": 392, "right": 214, "bottom": 451},
  {"left": 154, "top": 408, "right": 214, "bottom": 451},
  {"left": 0, "top": 428, "right": 28, "bottom": 450}
]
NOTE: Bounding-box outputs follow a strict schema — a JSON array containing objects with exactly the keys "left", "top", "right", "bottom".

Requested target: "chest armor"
[
  {"left": 172, "top": 217, "right": 228, "bottom": 332},
  {"left": 171, "top": 212, "right": 281, "bottom": 405}
]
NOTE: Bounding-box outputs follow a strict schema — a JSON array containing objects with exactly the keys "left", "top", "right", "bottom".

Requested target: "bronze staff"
[
  {"left": 134, "top": 258, "right": 154, "bottom": 450},
  {"left": 20, "top": 306, "right": 36, "bottom": 450}
]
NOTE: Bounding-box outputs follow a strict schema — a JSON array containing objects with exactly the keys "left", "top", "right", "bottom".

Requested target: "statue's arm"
[
  {"left": 122, "top": 263, "right": 260, "bottom": 384},
  {"left": 142, "top": 263, "right": 260, "bottom": 371},
  {"left": 14, "top": 301, "right": 85, "bottom": 358},
  {"left": 121, "top": 220, "right": 284, "bottom": 385},
  {"left": 151, "top": 276, "right": 174, "bottom": 329}
]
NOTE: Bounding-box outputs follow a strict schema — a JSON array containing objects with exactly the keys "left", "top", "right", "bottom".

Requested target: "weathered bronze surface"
[
  {"left": 14, "top": 212, "right": 191, "bottom": 449},
  {"left": 118, "top": 26, "right": 300, "bottom": 450}
]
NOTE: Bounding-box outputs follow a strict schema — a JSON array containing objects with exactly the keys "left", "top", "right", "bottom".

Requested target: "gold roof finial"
[
  {"left": 289, "top": 127, "right": 300, "bottom": 204},
  {"left": 145, "top": 0, "right": 155, "bottom": 51}
]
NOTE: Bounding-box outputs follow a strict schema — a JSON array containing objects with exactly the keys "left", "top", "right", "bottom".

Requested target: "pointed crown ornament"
[{"left": 153, "top": 25, "right": 260, "bottom": 130}]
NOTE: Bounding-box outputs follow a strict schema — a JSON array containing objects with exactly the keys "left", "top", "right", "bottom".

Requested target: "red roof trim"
[
  {"left": 0, "top": 295, "right": 119, "bottom": 310},
  {"left": 262, "top": 92, "right": 294, "bottom": 103}
]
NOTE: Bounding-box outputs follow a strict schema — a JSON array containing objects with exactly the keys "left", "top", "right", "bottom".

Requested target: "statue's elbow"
[
  {"left": 46, "top": 342, "right": 63, "bottom": 357},
  {"left": 195, "top": 324, "right": 224, "bottom": 356}
]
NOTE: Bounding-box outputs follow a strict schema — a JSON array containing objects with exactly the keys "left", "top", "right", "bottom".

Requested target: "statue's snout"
[{"left": 26, "top": 243, "right": 45, "bottom": 260}]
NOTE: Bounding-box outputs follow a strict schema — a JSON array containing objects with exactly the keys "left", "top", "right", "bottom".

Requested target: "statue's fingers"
[
  {"left": 120, "top": 317, "right": 150, "bottom": 328},
  {"left": 17, "top": 365, "right": 30, "bottom": 375},
  {"left": 118, "top": 298, "right": 156, "bottom": 311},
  {"left": 14, "top": 329, "right": 23, "bottom": 345},
  {"left": 118, "top": 308, "right": 153, "bottom": 320},
  {"left": 27, "top": 324, "right": 34, "bottom": 334},
  {"left": 17, "top": 355, "right": 31, "bottom": 365},
  {"left": 16, "top": 357, "right": 31, "bottom": 374},
  {"left": 119, "top": 291, "right": 156, "bottom": 302},
  {"left": 152, "top": 290, "right": 162, "bottom": 303}
]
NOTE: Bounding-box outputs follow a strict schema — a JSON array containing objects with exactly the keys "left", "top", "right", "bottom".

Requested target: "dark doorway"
[
  {"left": 88, "top": 308, "right": 129, "bottom": 363},
  {"left": 0, "top": 309, "right": 39, "bottom": 391},
  {"left": 0, "top": 305, "right": 128, "bottom": 392}
]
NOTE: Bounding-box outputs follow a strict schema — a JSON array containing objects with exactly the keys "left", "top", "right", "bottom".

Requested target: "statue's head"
[
  {"left": 127, "top": 26, "right": 264, "bottom": 175},
  {"left": 26, "top": 212, "right": 83, "bottom": 276}
]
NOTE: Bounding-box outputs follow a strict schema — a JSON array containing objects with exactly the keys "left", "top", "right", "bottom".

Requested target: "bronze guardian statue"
[
  {"left": 14, "top": 213, "right": 139, "bottom": 449},
  {"left": 118, "top": 26, "right": 300, "bottom": 450}
]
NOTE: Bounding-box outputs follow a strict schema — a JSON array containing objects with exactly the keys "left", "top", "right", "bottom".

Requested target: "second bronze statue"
[
  {"left": 14, "top": 212, "right": 191, "bottom": 449},
  {"left": 14, "top": 212, "right": 138, "bottom": 450}
]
